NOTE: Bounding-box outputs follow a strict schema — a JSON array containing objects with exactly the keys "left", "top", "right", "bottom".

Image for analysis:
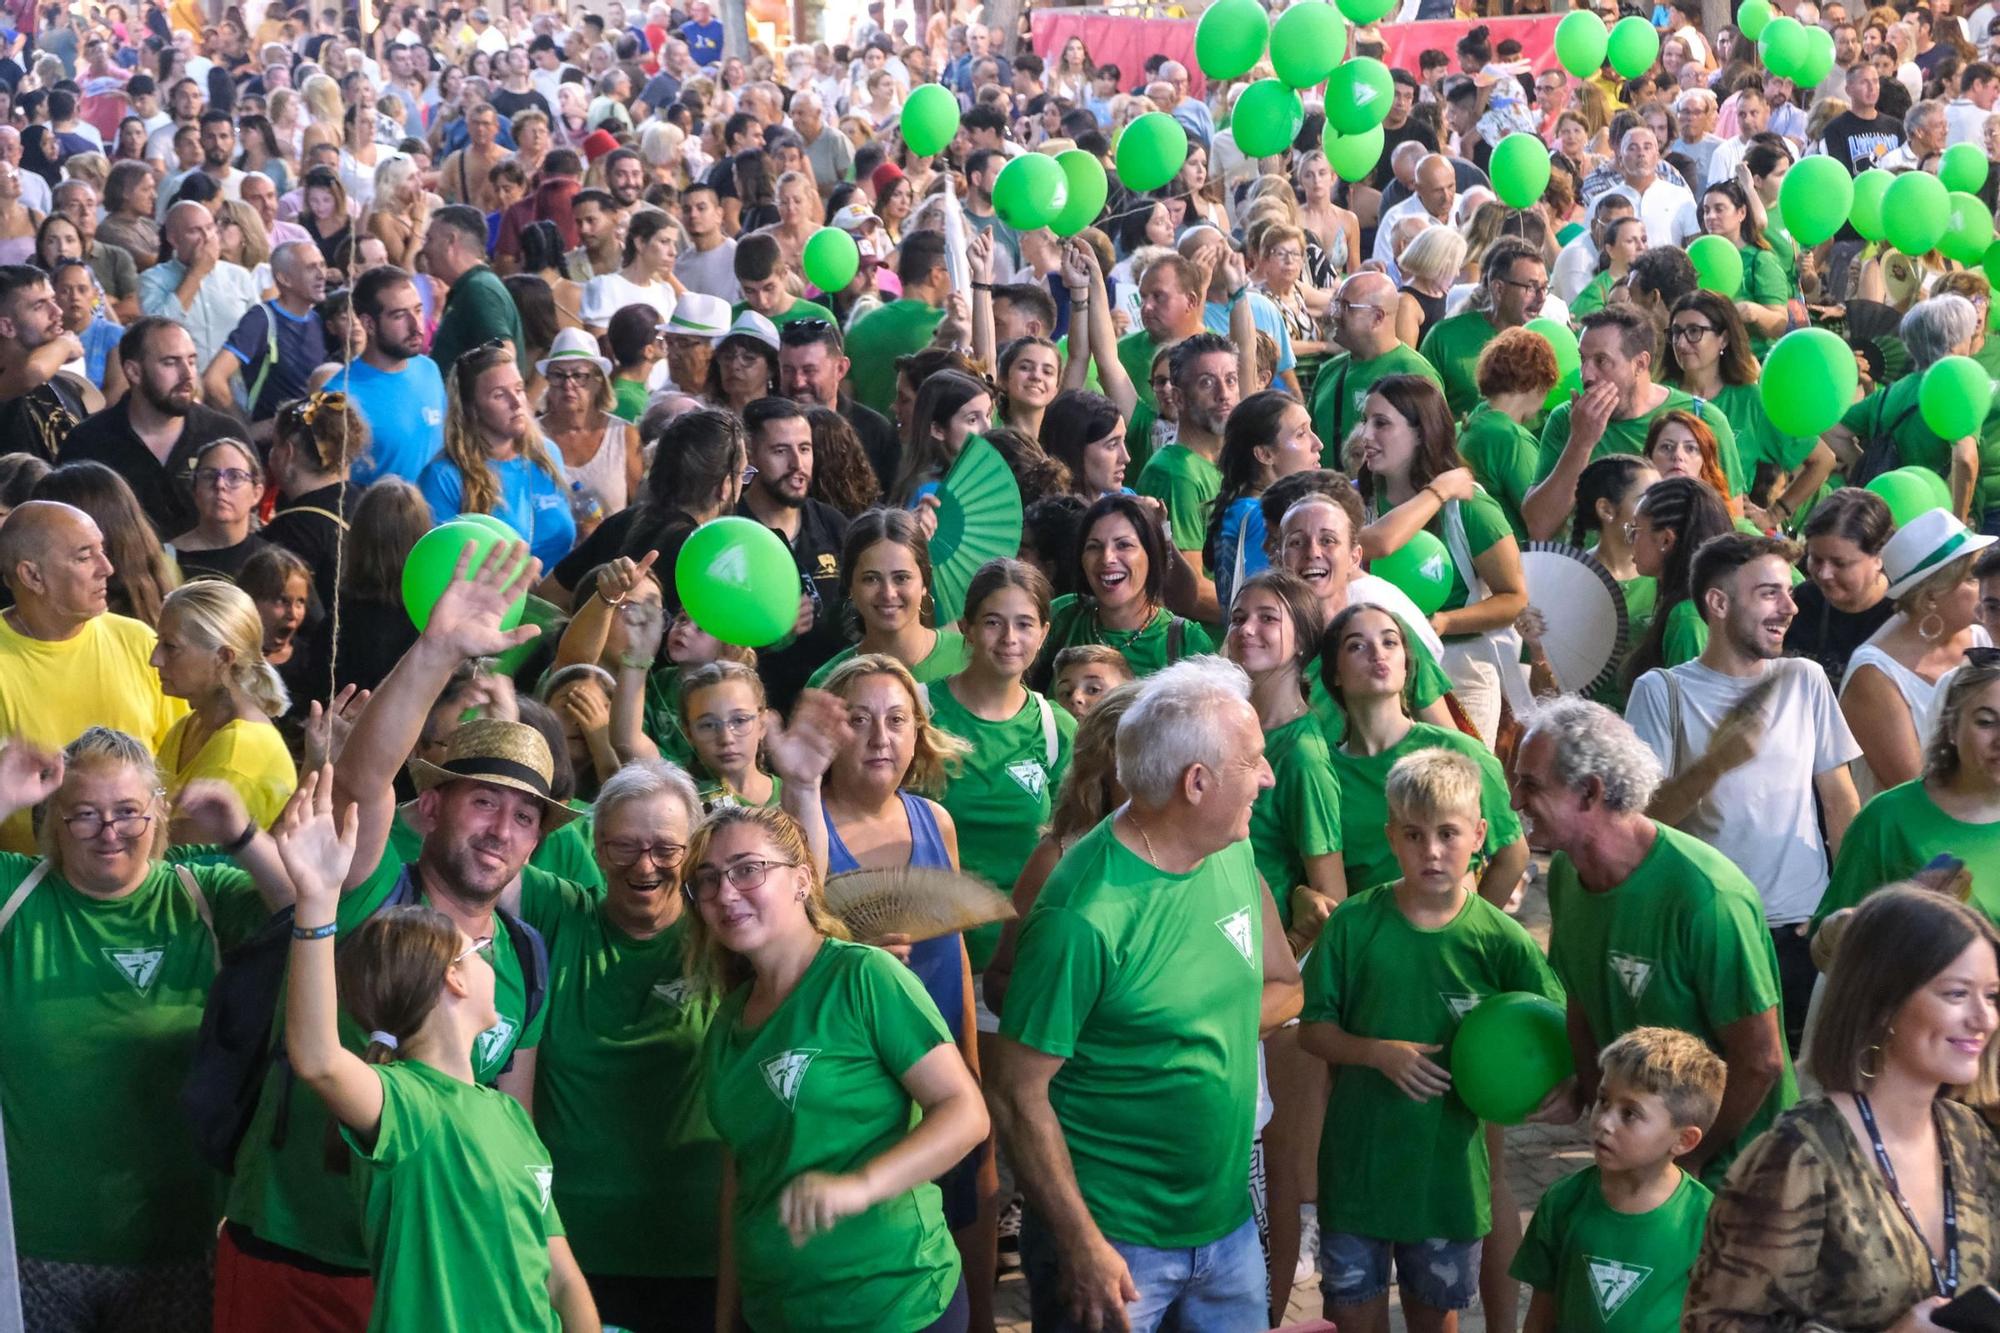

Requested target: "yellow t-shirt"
[
  {"left": 161, "top": 715, "right": 298, "bottom": 833},
  {"left": 0, "top": 613, "right": 187, "bottom": 853}
]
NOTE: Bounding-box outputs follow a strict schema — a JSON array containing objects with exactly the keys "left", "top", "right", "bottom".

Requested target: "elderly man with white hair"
[
  {"left": 1513, "top": 697, "right": 1796, "bottom": 1184},
  {"left": 991, "top": 656, "right": 1300, "bottom": 1333},
  {"left": 789, "top": 88, "right": 853, "bottom": 198},
  {"left": 1669, "top": 87, "right": 1724, "bottom": 186},
  {"left": 1879, "top": 96, "right": 1949, "bottom": 168}
]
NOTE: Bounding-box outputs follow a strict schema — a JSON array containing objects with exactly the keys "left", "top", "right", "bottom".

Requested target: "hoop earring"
[
  {"left": 1919, "top": 611, "right": 1946, "bottom": 642},
  {"left": 1859, "top": 1043, "right": 1883, "bottom": 1081}
]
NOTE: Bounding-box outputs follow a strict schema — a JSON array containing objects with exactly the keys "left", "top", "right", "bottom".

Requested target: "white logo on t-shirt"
[
  {"left": 475, "top": 1016, "right": 517, "bottom": 1066},
  {"left": 1005, "top": 760, "right": 1046, "bottom": 799},
  {"left": 1587, "top": 1256, "right": 1652, "bottom": 1317},
  {"left": 423, "top": 407, "right": 443, "bottom": 427},
  {"left": 652, "top": 978, "right": 694, "bottom": 1008},
  {"left": 527, "top": 1164, "right": 554, "bottom": 1213},
  {"left": 1440, "top": 991, "right": 1482, "bottom": 1021},
  {"left": 762, "top": 1048, "right": 818, "bottom": 1109},
  {"left": 1609, "top": 953, "right": 1655, "bottom": 1001},
  {"left": 104, "top": 946, "right": 165, "bottom": 993},
  {"left": 1215, "top": 907, "right": 1255, "bottom": 967}
]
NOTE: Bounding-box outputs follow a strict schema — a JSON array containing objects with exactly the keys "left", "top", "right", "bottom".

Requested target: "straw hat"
[
  {"left": 535, "top": 326, "right": 612, "bottom": 379},
  {"left": 1882, "top": 507, "right": 1998, "bottom": 600},
  {"left": 407, "top": 718, "right": 580, "bottom": 828}
]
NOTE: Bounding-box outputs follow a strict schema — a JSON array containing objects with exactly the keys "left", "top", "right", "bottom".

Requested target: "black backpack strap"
[
  {"left": 495, "top": 906, "right": 550, "bottom": 1074},
  {"left": 1166, "top": 616, "right": 1186, "bottom": 664}
]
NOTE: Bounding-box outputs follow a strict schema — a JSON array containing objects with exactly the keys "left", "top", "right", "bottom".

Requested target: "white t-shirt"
[
  {"left": 580, "top": 271, "right": 678, "bottom": 328},
  {"left": 1626, "top": 656, "right": 1861, "bottom": 925}
]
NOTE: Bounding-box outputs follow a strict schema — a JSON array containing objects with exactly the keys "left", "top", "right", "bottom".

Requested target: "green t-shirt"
[
  {"left": 1418, "top": 309, "right": 1501, "bottom": 420},
  {"left": 1537, "top": 389, "right": 1746, "bottom": 499},
  {"left": 1510, "top": 1165, "right": 1714, "bottom": 1331},
  {"left": 1250, "top": 711, "right": 1343, "bottom": 929},
  {"left": 806, "top": 629, "right": 967, "bottom": 690},
  {"left": 1134, "top": 442, "right": 1223, "bottom": 556},
  {"left": 1306, "top": 614, "right": 1455, "bottom": 749},
  {"left": 521, "top": 879, "right": 720, "bottom": 1278},
  {"left": 1545, "top": 823, "right": 1799, "bottom": 1182},
  {"left": 1037, "top": 596, "right": 1216, "bottom": 682},
  {"left": 1303, "top": 883, "right": 1562, "bottom": 1242},
  {"left": 612, "top": 377, "right": 648, "bottom": 423},
  {"left": 1419, "top": 490, "right": 1514, "bottom": 625},
  {"left": 1661, "top": 597, "right": 1707, "bottom": 668},
  {"left": 224, "top": 854, "right": 554, "bottom": 1268},
  {"left": 1570, "top": 270, "right": 1617, "bottom": 320},
  {"left": 0, "top": 854, "right": 270, "bottom": 1264},
  {"left": 736, "top": 296, "right": 838, "bottom": 328},
  {"left": 844, "top": 299, "right": 946, "bottom": 415},
  {"left": 927, "top": 682, "right": 1076, "bottom": 971},
  {"left": 1456, "top": 404, "right": 1540, "bottom": 542},
  {"left": 1728, "top": 245, "right": 1791, "bottom": 358},
  {"left": 432, "top": 265, "right": 527, "bottom": 379},
  {"left": 1309, "top": 343, "right": 1444, "bottom": 464},
  {"left": 1711, "top": 382, "right": 1816, "bottom": 481},
  {"left": 1841, "top": 375, "right": 2000, "bottom": 526},
  {"left": 346, "top": 1060, "right": 564, "bottom": 1333},
  {"left": 1330, "top": 721, "right": 1523, "bottom": 893},
  {"left": 1593, "top": 572, "right": 1658, "bottom": 713},
  {"left": 1001, "top": 820, "right": 1265, "bottom": 1248},
  {"left": 642, "top": 665, "right": 696, "bottom": 770},
  {"left": 1118, "top": 328, "right": 1164, "bottom": 477},
  {"left": 1819, "top": 779, "right": 2000, "bottom": 924},
  {"left": 703, "top": 938, "right": 959, "bottom": 1333}
]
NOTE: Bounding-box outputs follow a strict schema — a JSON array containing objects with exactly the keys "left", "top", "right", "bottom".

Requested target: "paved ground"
[{"left": 993, "top": 861, "right": 1587, "bottom": 1333}]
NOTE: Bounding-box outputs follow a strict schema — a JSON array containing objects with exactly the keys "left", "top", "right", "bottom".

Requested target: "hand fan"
[
  {"left": 824, "top": 867, "right": 1018, "bottom": 945},
  {"left": 929, "top": 437, "right": 1023, "bottom": 624},
  {"left": 1520, "top": 543, "right": 1629, "bottom": 698}
]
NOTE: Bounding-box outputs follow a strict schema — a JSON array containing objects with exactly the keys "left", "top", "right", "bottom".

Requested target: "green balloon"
[
  {"left": 1373, "top": 530, "right": 1453, "bottom": 616},
  {"left": 1942, "top": 192, "right": 1996, "bottom": 265},
  {"left": 1919, "top": 355, "right": 1994, "bottom": 441},
  {"left": 1885, "top": 171, "right": 1950, "bottom": 255},
  {"left": 1325, "top": 57, "right": 1393, "bottom": 135},
  {"left": 801, "top": 226, "right": 860, "bottom": 293},
  {"left": 1196, "top": 0, "right": 1269, "bottom": 80},
  {"left": 1554, "top": 10, "right": 1608, "bottom": 77},
  {"left": 900, "top": 83, "right": 960, "bottom": 157},
  {"left": 1606, "top": 16, "right": 1660, "bottom": 78},
  {"left": 1896, "top": 465, "right": 1956, "bottom": 511},
  {"left": 1323, "top": 125, "right": 1384, "bottom": 181},
  {"left": 1526, "top": 316, "right": 1580, "bottom": 410},
  {"left": 1231, "top": 79, "right": 1304, "bottom": 159},
  {"left": 1489, "top": 133, "right": 1551, "bottom": 209},
  {"left": 1760, "top": 326, "right": 1859, "bottom": 438},
  {"left": 674, "top": 516, "right": 802, "bottom": 647},
  {"left": 402, "top": 521, "right": 528, "bottom": 633},
  {"left": 1867, "top": 470, "right": 1940, "bottom": 525},
  {"left": 1793, "top": 23, "right": 1835, "bottom": 87},
  {"left": 1270, "top": 2, "right": 1347, "bottom": 88},
  {"left": 1759, "top": 15, "right": 1806, "bottom": 78},
  {"left": 1450, "top": 992, "right": 1575, "bottom": 1126},
  {"left": 1851, "top": 168, "right": 1893, "bottom": 241},
  {"left": 1688, "top": 234, "right": 1743, "bottom": 295},
  {"left": 1737, "top": 0, "right": 1773, "bottom": 38},
  {"left": 992, "top": 152, "right": 1068, "bottom": 231},
  {"left": 1114, "top": 112, "right": 1189, "bottom": 193},
  {"left": 1050, "top": 149, "right": 1109, "bottom": 237},
  {"left": 1776, "top": 155, "right": 1852, "bottom": 247},
  {"left": 1335, "top": 0, "right": 1395, "bottom": 23},
  {"left": 1943, "top": 141, "right": 1992, "bottom": 194}
]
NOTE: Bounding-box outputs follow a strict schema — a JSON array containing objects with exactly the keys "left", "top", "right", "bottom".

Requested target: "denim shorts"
[{"left": 1319, "top": 1231, "right": 1481, "bottom": 1311}]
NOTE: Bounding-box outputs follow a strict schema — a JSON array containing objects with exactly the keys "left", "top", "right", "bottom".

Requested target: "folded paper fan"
[
  {"left": 824, "top": 867, "right": 1018, "bottom": 944},
  {"left": 1521, "top": 543, "right": 1629, "bottom": 697},
  {"left": 929, "top": 437, "right": 1024, "bottom": 624}
]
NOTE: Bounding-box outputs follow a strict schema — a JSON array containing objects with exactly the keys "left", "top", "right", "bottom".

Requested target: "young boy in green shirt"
[
  {"left": 605, "top": 304, "right": 661, "bottom": 422},
  {"left": 1513, "top": 1026, "right": 1725, "bottom": 1332},
  {"left": 1300, "top": 747, "right": 1561, "bottom": 1331}
]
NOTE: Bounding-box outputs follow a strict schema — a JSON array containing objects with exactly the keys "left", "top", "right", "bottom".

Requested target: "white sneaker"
[{"left": 1294, "top": 1203, "right": 1319, "bottom": 1286}]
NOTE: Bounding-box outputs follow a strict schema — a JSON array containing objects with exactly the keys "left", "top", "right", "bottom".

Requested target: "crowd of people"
[{"left": 6, "top": 0, "right": 2000, "bottom": 1330}]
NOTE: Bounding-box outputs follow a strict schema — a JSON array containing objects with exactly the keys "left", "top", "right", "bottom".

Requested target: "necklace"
[{"left": 1126, "top": 809, "right": 1160, "bottom": 866}]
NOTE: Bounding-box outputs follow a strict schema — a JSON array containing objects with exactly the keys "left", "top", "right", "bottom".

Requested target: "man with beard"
[
  {"left": 424, "top": 204, "right": 526, "bottom": 378},
  {"left": 777, "top": 316, "right": 899, "bottom": 487},
  {"left": 138, "top": 201, "right": 260, "bottom": 368},
  {"left": 739, "top": 396, "right": 849, "bottom": 712},
  {"left": 216, "top": 550, "right": 562, "bottom": 1327},
  {"left": 0, "top": 265, "right": 86, "bottom": 464},
  {"left": 332, "top": 265, "right": 449, "bottom": 486},
  {"left": 963, "top": 148, "right": 1021, "bottom": 282},
  {"left": 565, "top": 188, "right": 623, "bottom": 282},
  {"left": 1136, "top": 331, "right": 1238, "bottom": 620},
  {"left": 602, "top": 147, "right": 648, "bottom": 224},
  {"left": 438, "top": 100, "right": 513, "bottom": 212},
  {"left": 64, "top": 318, "right": 242, "bottom": 536},
  {"left": 162, "top": 108, "right": 246, "bottom": 209},
  {"left": 1420, "top": 236, "right": 1547, "bottom": 418},
  {"left": 1624, "top": 531, "right": 1860, "bottom": 1051}
]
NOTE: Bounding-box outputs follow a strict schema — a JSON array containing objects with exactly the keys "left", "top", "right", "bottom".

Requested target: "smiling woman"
[
  {"left": 1032, "top": 492, "right": 1215, "bottom": 686},
  {"left": 807, "top": 507, "right": 967, "bottom": 689}
]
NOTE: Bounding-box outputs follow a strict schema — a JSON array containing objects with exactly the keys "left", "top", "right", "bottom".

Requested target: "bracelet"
[
  {"left": 972, "top": 281, "right": 994, "bottom": 291},
  {"left": 614, "top": 652, "right": 652, "bottom": 670},
  {"left": 1423, "top": 483, "right": 1446, "bottom": 506},
  {"left": 1227, "top": 285, "right": 1248, "bottom": 304},
  {"left": 291, "top": 921, "right": 337, "bottom": 941},
  {"left": 597, "top": 589, "right": 626, "bottom": 608},
  {"left": 222, "top": 820, "right": 258, "bottom": 856}
]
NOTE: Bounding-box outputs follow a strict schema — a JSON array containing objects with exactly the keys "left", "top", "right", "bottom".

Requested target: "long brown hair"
[
  {"left": 680, "top": 805, "right": 850, "bottom": 994},
  {"left": 336, "top": 905, "right": 461, "bottom": 1064},
  {"left": 341, "top": 478, "right": 431, "bottom": 601},
  {"left": 1047, "top": 680, "right": 1140, "bottom": 844},
  {"left": 1230, "top": 568, "right": 1325, "bottom": 702},
  {"left": 441, "top": 342, "right": 563, "bottom": 516},
  {"left": 1355, "top": 374, "right": 1465, "bottom": 501}
]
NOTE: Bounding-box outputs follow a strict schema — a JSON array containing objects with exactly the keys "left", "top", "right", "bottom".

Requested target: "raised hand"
[
  {"left": 302, "top": 685, "right": 371, "bottom": 773},
  {"left": 173, "top": 779, "right": 252, "bottom": 847},
  {"left": 765, "top": 689, "right": 854, "bottom": 789},
  {"left": 272, "top": 766, "right": 360, "bottom": 911},
  {"left": 967, "top": 227, "right": 995, "bottom": 284},
  {"left": 0, "top": 739, "right": 62, "bottom": 815},
  {"left": 421, "top": 540, "right": 542, "bottom": 662},
  {"left": 608, "top": 598, "right": 666, "bottom": 667},
  {"left": 594, "top": 549, "right": 659, "bottom": 608},
  {"left": 458, "top": 671, "right": 520, "bottom": 723}
]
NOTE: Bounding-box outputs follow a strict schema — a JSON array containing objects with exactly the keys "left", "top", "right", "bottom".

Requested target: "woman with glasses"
[
  {"left": 169, "top": 438, "right": 271, "bottom": 583},
  {"left": 1569, "top": 215, "right": 1645, "bottom": 319},
  {"left": 1697, "top": 180, "right": 1790, "bottom": 354},
  {"left": 808, "top": 508, "right": 967, "bottom": 689},
  {"left": 1624, "top": 475, "right": 1737, "bottom": 682},
  {"left": 422, "top": 341, "right": 577, "bottom": 568},
  {"left": 0, "top": 726, "right": 296, "bottom": 1330},
  {"left": 580, "top": 207, "right": 684, "bottom": 334},
  {"left": 538, "top": 332, "right": 643, "bottom": 518},
  {"left": 151, "top": 580, "right": 297, "bottom": 833},
  {"left": 681, "top": 660, "right": 780, "bottom": 809},
  {"left": 1252, "top": 222, "right": 1330, "bottom": 360},
  {"left": 703, "top": 316, "right": 781, "bottom": 418}
]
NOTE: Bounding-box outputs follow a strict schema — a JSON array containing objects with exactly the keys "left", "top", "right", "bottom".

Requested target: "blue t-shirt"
[
  {"left": 681, "top": 18, "right": 723, "bottom": 65},
  {"left": 80, "top": 316, "right": 122, "bottom": 389},
  {"left": 222, "top": 301, "right": 330, "bottom": 421},
  {"left": 1214, "top": 494, "right": 1269, "bottom": 613},
  {"left": 1206, "top": 294, "right": 1297, "bottom": 379},
  {"left": 337, "top": 356, "right": 449, "bottom": 486},
  {"left": 419, "top": 449, "right": 578, "bottom": 567}
]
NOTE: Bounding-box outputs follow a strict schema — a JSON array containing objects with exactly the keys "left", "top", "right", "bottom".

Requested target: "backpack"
[
  {"left": 1848, "top": 400, "right": 1922, "bottom": 489},
  {"left": 179, "top": 864, "right": 550, "bottom": 1174}
]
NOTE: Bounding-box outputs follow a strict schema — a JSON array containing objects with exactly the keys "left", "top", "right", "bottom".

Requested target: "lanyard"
[{"left": 1855, "top": 1093, "right": 1960, "bottom": 1298}]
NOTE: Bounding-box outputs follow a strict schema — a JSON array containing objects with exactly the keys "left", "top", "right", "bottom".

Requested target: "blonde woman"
[
  {"left": 759, "top": 169, "right": 821, "bottom": 273},
  {"left": 299, "top": 73, "right": 345, "bottom": 159},
  {"left": 1292, "top": 152, "right": 1361, "bottom": 283},
  {"left": 365, "top": 153, "right": 433, "bottom": 270},
  {"left": 420, "top": 341, "right": 577, "bottom": 566},
  {"left": 268, "top": 87, "right": 306, "bottom": 165},
  {"left": 216, "top": 199, "right": 272, "bottom": 292},
  {"left": 149, "top": 580, "right": 298, "bottom": 832},
  {"left": 1396, "top": 225, "right": 1470, "bottom": 351}
]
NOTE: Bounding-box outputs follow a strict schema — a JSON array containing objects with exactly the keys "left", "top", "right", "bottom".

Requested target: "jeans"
[{"left": 1020, "top": 1213, "right": 1267, "bottom": 1333}]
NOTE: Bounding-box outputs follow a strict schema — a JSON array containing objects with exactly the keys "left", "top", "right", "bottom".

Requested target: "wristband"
[
  {"left": 972, "top": 281, "right": 994, "bottom": 291},
  {"left": 614, "top": 652, "right": 652, "bottom": 670},
  {"left": 291, "top": 921, "right": 337, "bottom": 941},
  {"left": 222, "top": 820, "right": 258, "bottom": 856},
  {"left": 1227, "top": 285, "right": 1248, "bottom": 304}
]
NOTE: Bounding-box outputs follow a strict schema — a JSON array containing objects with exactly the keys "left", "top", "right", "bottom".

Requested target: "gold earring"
[{"left": 1859, "top": 1044, "right": 1883, "bottom": 1080}]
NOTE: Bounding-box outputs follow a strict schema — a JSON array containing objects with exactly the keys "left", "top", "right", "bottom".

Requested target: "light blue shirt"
[
  {"left": 1205, "top": 292, "right": 1296, "bottom": 381},
  {"left": 335, "top": 355, "right": 449, "bottom": 487},
  {"left": 419, "top": 449, "right": 578, "bottom": 568},
  {"left": 138, "top": 257, "right": 260, "bottom": 368}
]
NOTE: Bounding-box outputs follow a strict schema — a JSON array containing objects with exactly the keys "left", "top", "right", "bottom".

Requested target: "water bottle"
[{"left": 569, "top": 479, "right": 605, "bottom": 526}]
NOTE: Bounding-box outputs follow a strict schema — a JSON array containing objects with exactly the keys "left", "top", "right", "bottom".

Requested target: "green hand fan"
[{"left": 928, "top": 436, "right": 1023, "bottom": 624}]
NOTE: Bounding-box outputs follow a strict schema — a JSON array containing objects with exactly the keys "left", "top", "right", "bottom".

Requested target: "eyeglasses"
[
  {"left": 600, "top": 838, "right": 686, "bottom": 869},
  {"left": 451, "top": 935, "right": 495, "bottom": 966},
  {"left": 682, "top": 858, "right": 797, "bottom": 902},
  {"left": 1669, "top": 323, "right": 1718, "bottom": 342},
  {"left": 61, "top": 809, "right": 155, "bottom": 839},
  {"left": 691, "top": 712, "right": 759, "bottom": 740},
  {"left": 1497, "top": 276, "right": 1550, "bottom": 297},
  {"left": 196, "top": 467, "right": 257, "bottom": 490},
  {"left": 546, "top": 369, "right": 598, "bottom": 385}
]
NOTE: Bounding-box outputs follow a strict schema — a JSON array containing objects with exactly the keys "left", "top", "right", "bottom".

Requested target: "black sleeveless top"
[{"left": 1400, "top": 284, "right": 1449, "bottom": 348}]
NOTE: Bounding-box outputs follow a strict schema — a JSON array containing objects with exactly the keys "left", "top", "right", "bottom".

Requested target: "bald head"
[
  {"left": 1415, "top": 155, "right": 1456, "bottom": 222},
  {"left": 0, "top": 501, "right": 106, "bottom": 607},
  {"left": 1342, "top": 270, "right": 1397, "bottom": 308}
]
